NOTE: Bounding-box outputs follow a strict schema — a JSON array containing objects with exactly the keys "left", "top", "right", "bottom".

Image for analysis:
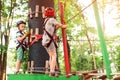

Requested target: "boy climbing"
[
  {"left": 42, "top": 7, "right": 67, "bottom": 77},
  {"left": 15, "top": 20, "right": 29, "bottom": 74}
]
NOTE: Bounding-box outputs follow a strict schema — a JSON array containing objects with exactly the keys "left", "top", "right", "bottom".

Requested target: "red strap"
[{"left": 29, "top": 34, "right": 42, "bottom": 47}]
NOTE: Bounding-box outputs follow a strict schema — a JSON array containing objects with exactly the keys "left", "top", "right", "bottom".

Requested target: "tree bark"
[
  {"left": 0, "top": 0, "right": 2, "bottom": 80},
  {"left": 0, "top": 0, "right": 14, "bottom": 79}
]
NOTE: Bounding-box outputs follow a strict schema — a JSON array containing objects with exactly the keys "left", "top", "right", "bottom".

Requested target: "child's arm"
[
  {"left": 56, "top": 23, "right": 67, "bottom": 29},
  {"left": 17, "top": 35, "right": 26, "bottom": 42},
  {"left": 17, "top": 32, "right": 30, "bottom": 42}
]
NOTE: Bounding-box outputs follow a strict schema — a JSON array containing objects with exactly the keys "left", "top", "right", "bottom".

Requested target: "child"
[
  {"left": 42, "top": 7, "right": 67, "bottom": 76},
  {"left": 15, "top": 21, "right": 29, "bottom": 74}
]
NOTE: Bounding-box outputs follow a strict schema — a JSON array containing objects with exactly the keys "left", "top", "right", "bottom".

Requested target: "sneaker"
[
  {"left": 14, "top": 71, "right": 20, "bottom": 74},
  {"left": 55, "top": 73, "right": 59, "bottom": 77},
  {"left": 49, "top": 72, "right": 55, "bottom": 77}
]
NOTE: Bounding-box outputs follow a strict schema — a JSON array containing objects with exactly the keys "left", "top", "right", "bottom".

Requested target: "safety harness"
[
  {"left": 16, "top": 31, "right": 27, "bottom": 50},
  {"left": 43, "top": 18, "right": 58, "bottom": 48}
]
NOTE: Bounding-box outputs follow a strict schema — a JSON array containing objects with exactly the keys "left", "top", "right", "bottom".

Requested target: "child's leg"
[
  {"left": 48, "top": 52, "right": 52, "bottom": 71},
  {"left": 16, "top": 60, "right": 21, "bottom": 72},
  {"left": 16, "top": 46, "right": 23, "bottom": 73},
  {"left": 51, "top": 51, "right": 56, "bottom": 73},
  {"left": 48, "top": 50, "right": 56, "bottom": 73}
]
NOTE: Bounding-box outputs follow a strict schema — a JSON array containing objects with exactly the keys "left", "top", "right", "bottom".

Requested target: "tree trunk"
[
  {"left": 82, "top": 16, "right": 97, "bottom": 70},
  {"left": 28, "top": 0, "right": 54, "bottom": 71},
  {"left": 0, "top": 0, "right": 2, "bottom": 79},
  {"left": 2, "top": 35, "right": 9, "bottom": 80}
]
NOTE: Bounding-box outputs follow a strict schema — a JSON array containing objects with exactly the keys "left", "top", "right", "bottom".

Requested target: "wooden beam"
[
  {"left": 59, "top": 2, "right": 71, "bottom": 77},
  {"left": 74, "top": 70, "right": 120, "bottom": 80},
  {"left": 35, "top": 5, "right": 39, "bottom": 17},
  {"left": 28, "top": 8, "right": 33, "bottom": 18},
  {"left": 45, "top": 60, "right": 49, "bottom": 74},
  {"left": 41, "top": 6, "right": 45, "bottom": 18},
  {"left": 114, "top": 76, "right": 120, "bottom": 80},
  {"left": 98, "top": 75, "right": 107, "bottom": 79},
  {"left": 76, "top": 70, "right": 98, "bottom": 75},
  {"left": 111, "top": 73, "right": 120, "bottom": 76},
  {"left": 84, "top": 70, "right": 98, "bottom": 79}
]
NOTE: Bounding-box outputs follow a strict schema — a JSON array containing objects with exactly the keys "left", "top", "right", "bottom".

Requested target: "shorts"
[
  {"left": 45, "top": 42, "right": 56, "bottom": 52},
  {"left": 17, "top": 46, "right": 24, "bottom": 61}
]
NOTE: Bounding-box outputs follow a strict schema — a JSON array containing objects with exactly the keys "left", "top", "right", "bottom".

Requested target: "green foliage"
[
  {"left": 4, "top": 0, "right": 120, "bottom": 76},
  {"left": 21, "top": 49, "right": 29, "bottom": 73},
  {"left": 0, "top": 45, "right": 8, "bottom": 53},
  {"left": 8, "top": 48, "right": 29, "bottom": 73},
  {"left": 7, "top": 48, "right": 16, "bottom": 67},
  {"left": 113, "top": 45, "right": 120, "bottom": 71},
  {"left": 56, "top": 0, "right": 103, "bottom": 75}
]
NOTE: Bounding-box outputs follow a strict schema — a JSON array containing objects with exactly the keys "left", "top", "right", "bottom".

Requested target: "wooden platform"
[{"left": 69, "top": 70, "right": 120, "bottom": 80}]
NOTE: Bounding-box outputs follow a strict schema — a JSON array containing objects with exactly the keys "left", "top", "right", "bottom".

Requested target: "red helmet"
[{"left": 45, "top": 7, "right": 55, "bottom": 17}]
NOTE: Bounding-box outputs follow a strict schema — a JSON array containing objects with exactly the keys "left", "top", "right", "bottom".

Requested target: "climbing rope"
[
  {"left": 66, "top": 0, "right": 96, "bottom": 23},
  {"left": 29, "top": 34, "right": 42, "bottom": 47}
]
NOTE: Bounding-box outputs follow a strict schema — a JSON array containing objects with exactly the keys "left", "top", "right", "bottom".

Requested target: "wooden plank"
[
  {"left": 111, "top": 73, "right": 120, "bottom": 76},
  {"left": 114, "top": 76, "right": 120, "bottom": 80},
  {"left": 84, "top": 70, "right": 98, "bottom": 79},
  {"left": 88, "top": 73, "right": 106, "bottom": 76},
  {"left": 98, "top": 75, "right": 107, "bottom": 79},
  {"left": 75, "top": 70, "right": 120, "bottom": 80},
  {"left": 68, "top": 72, "right": 76, "bottom": 76},
  {"left": 89, "top": 73, "right": 120, "bottom": 76},
  {"left": 76, "top": 70, "right": 98, "bottom": 75}
]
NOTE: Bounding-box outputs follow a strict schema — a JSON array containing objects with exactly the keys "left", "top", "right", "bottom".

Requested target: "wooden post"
[
  {"left": 41, "top": 6, "right": 45, "bottom": 18},
  {"left": 35, "top": 28, "right": 39, "bottom": 35},
  {"left": 35, "top": 5, "right": 39, "bottom": 17},
  {"left": 30, "top": 61, "right": 34, "bottom": 73},
  {"left": 92, "top": 0, "right": 112, "bottom": 79},
  {"left": 45, "top": 60, "right": 49, "bottom": 74},
  {"left": 28, "top": 8, "right": 33, "bottom": 18},
  {"left": 30, "top": 28, "right": 33, "bottom": 42},
  {"left": 59, "top": 2, "right": 71, "bottom": 77}
]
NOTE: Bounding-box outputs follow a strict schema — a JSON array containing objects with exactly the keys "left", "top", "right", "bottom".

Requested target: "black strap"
[
  {"left": 43, "top": 18, "right": 58, "bottom": 48},
  {"left": 16, "top": 31, "right": 26, "bottom": 50},
  {"left": 16, "top": 41, "right": 23, "bottom": 50},
  {"left": 43, "top": 19, "right": 49, "bottom": 28},
  {"left": 44, "top": 29, "right": 57, "bottom": 48}
]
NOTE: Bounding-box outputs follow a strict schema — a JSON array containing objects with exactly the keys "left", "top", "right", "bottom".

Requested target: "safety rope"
[
  {"left": 29, "top": 34, "right": 42, "bottom": 47},
  {"left": 67, "top": 0, "right": 96, "bottom": 23},
  {"left": 29, "top": 34, "right": 59, "bottom": 47}
]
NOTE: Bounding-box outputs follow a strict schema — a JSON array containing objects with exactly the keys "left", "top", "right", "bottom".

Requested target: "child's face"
[{"left": 18, "top": 24, "right": 25, "bottom": 31}]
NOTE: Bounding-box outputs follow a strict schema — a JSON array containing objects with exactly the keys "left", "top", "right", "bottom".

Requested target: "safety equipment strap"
[
  {"left": 16, "top": 31, "right": 26, "bottom": 50},
  {"left": 43, "top": 18, "right": 58, "bottom": 48},
  {"left": 29, "top": 34, "right": 42, "bottom": 47}
]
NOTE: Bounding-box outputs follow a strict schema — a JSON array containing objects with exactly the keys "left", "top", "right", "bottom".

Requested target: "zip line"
[{"left": 66, "top": 0, "right": 96, "bottom": 23}]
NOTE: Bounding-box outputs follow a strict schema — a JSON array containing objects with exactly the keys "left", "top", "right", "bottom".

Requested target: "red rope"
[{"left": 29, "top": 34, "right": 42, "bottom": 47}]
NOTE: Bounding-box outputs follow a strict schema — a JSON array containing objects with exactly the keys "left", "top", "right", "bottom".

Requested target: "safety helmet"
[
  {"left": 45, "top": 7, "right": 55, "bottom": 17},
  {"left": 16, "top": 20, "right": 26, "bottom": 27}
]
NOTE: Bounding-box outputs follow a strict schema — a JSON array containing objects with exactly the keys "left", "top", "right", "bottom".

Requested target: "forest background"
[{"left": 0, "top": 0, "right": 120, "bottom": 80}]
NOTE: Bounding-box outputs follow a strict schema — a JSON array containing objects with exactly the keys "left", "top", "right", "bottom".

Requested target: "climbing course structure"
[{"left": 7, "top": 0, "right": 120, "bottom": 80}]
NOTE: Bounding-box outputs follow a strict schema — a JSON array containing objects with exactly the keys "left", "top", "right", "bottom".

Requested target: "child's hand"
[
  {"left": 62, "top": 24, "right": 67, "bottom": 28},
  {"left": 25, "top": 31, "right": 30, "bottom": 37}
]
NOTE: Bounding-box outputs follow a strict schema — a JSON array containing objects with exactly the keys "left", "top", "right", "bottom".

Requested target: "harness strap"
[
  {"left": 16, "top": 31, "right": 26, "bottom": 50},
  {"left": 44, "top": 29, "right": 58, "bottom": 48},
  {"left": 43, "top": 18, "right": 58, "bottom": 48},
  {"left": 29, "top": 34, "right": 42, "bottom": 47}
]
